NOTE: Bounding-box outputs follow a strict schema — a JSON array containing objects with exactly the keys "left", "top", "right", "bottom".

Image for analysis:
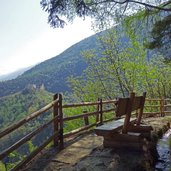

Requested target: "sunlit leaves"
[{"left": 68, "top": 25, "right": 171, "bottom": 101}]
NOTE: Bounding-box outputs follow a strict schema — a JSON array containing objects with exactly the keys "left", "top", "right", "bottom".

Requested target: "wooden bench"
[{"left": 94, "top": 92, "right": 153, "bottom": 149}]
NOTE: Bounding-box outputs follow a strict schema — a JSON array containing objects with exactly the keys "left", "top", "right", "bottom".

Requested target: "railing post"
[
  {"left": 83, "top": 110, "right": 89, "bottom": 126},
  {"left": 58, "top": 94, "right": 64, "bottom": 149},
  {"left": 53, "top": 94, "right": 59, "bottom": 147},
  {"left": 160, "top": 97, "right": 164, "bottom": 117},
  {"left": 162, "top": 97, "right": 165, "bottom": 117},
  {"left": 96, "top": 98, "right": 100, "bottom": 125},
  {"left": 164, "top": 98, "right": 166, "bottom": 117},
  {"left": 99, "top": 99, "right": 103, "bottom": 125}
]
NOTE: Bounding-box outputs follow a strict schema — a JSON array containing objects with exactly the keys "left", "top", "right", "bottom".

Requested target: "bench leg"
[
  {"left": 127, "top": 125, "right": 152, "bottom": 139},
  {"left": 103, "top": 133, "right": 144, "bottom": 150}
]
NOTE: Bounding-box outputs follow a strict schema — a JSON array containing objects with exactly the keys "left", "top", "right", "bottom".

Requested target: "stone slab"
[{"left": 52, "top": 133, "right": 103, "bottom": 165}]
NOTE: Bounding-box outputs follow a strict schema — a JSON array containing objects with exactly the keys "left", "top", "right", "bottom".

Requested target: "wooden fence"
[
  {"left": 144, "top": 98, "right": 171, "bottom": 117},
  {"left": 0, "top": 94, "right": 170, "bottom": 171}
]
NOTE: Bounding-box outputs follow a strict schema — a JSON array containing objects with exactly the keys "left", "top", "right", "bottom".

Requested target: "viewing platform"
[{"left": 26, "top": 117, "right": 170, "bottom": 171}]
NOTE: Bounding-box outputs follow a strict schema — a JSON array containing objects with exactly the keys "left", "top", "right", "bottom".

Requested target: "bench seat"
[{"left": 94, "top": 117, "right": 136, "bottom": 136}]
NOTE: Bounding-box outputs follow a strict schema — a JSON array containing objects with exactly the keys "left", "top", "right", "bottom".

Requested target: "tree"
[
  {"left": 40, "top": 0, "right": 171, "bottom": 56},
  {"left": 68, "top": 27, "right": 171, "bottom": 101},
  {"left": 40, "top": 0, "right": 171, "bottom": 28},
  {"left": 145, "top": 13, "right": 171, "bottom": 59}
]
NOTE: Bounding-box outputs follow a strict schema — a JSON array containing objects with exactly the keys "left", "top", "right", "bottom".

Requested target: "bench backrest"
[
  {"left": 115, "top": 97, "right": 130, "bottom": 117},
  {"left": 132, "top": 92, "right": 146, "bottom": 126},
  {"left": 115, "top": 92, "right": 146, "bottom": 134}
]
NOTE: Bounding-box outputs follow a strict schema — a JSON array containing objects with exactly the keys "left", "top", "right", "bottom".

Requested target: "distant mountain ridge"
[
  {"left": 0, "top": 33, "right": 98, "bottom": 97},
  {"left": 0, "top": 66, "right": 33, "bottom": 81}
]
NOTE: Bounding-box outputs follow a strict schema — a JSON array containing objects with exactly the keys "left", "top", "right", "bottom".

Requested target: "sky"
[{"left": 0, "top": 0, "right": 94, "bottom": 76}]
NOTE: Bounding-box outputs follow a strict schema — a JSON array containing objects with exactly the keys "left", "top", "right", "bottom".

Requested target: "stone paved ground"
[
  {"left": 24, "top": 116, "right": 171, "bottom": 171},
  {"left": 24, "top": 132, "right": 103, "bottom": 171},
  {"left": 25, "top": 133, "right": 146, "bottom": 171}
]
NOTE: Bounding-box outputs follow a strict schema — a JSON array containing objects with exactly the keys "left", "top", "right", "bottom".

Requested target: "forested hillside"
[
  {"left": 0, "top": 34, "right": 97, "bottom": 98},
  {"left": 0, "top": 85, "right": 52, "bottom": 131},
  {"left": 0, "top": 8, "right": 169, "bottom": 98},
  {"left": 0, "top": 86, "right": 54, "bottom": 169},
  {"left": 0, "top": 86, "right": 53, "bottom": 157}
]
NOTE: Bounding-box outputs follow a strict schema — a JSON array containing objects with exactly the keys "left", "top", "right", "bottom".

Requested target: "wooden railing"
[
  {"left": 62, "top": 98, "right": 116, "bottom": 139},
  {"left": 0, "top": 94, "right": 62, "bottom": 171},
  {"left": 144, "top": 98, "right": 171, "bottom": 117},
  {"left": 0, "top": 94, "right": 116, "bottom": 171},
  {"left": 0, "top": 94, "right": 170, "bottom": 170}
]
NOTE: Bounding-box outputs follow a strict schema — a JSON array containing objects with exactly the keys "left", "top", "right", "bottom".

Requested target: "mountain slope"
[
  {"left": 0, "top": 86, "right": 52, "bottom": 130},
  {"left": 0, "top": 12, "right": 165, "bottom": 98},
  {"left": 0, "top": 34, "right": 97, "bottom": 98},
  {"left": 0, "top": 87, "right": 53, "bottom": 165},
  {"left": 0, "top": 66, "right": 33, "bottom": 81}
]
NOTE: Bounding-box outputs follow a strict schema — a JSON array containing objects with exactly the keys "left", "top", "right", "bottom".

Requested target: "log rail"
[
  {"left": 144, "top": 98, "right": 171, "bottom": 117},
  {"left": 0, "top": 94, "right": 170, "bottom": 170}
]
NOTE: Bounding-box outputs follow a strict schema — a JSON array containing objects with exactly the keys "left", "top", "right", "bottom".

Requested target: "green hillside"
[
  {"left": 0, "top": 87, "right": 54, "bottom": 169},
  {"left": 0, "top": 7, "right": 169, "bottom": 99},
  {"left": 0, "top": 85, "right": 52, "bottom": 131},
  {"left": 0, "top": 34, "right": 98, "bottom": 98}
]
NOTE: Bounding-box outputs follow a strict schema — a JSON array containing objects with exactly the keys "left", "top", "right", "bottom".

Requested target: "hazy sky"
[{"left": 0, "top": 0, "right": 94, "bottom": 76}]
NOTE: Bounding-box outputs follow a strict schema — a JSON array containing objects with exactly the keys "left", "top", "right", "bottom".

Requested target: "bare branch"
[
  {"left": 129, "top": 0, "right": 171, "bottom": 11},
  {"left": 90, "top": 0, "right": 171, "bottom": 11}
]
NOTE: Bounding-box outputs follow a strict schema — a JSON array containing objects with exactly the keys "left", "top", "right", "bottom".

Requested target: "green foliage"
[
  {"left": 0, "top": 87, "right": 52, "bottom": 130},
  {"left": 0, "top": 89, "right": 54, "bottom": 170},
  {"left": 68, "top": 26, "right": 171, "bottom": 101},
  {"left": 0, "top": 88, "right": 53, "bottom": 164},
  {"left": 27, "top": 140, "right": 37, "bottom": 153},
  {"left": 146, "top": 13, "right": 171, "bottom": 60},
  {"left": 3, "top": 151, "right": 24, "bottom": 171},
  {"left": 123, "top": 5, "right": 171, "bottom": 61},
  {"left": 63, "top": 104, "right": 96, "bottom": 132},
  {"left": 0, "top": 162, "right": 6, "bottom": 171},
  {"left": 63, "top": 106, "right": 114, "bottom": 134}
]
